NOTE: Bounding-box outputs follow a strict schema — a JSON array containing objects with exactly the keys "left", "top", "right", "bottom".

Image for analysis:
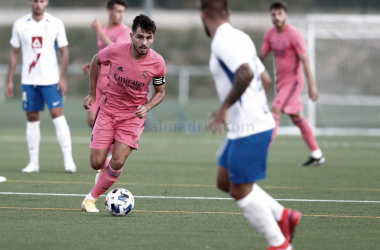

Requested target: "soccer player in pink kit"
[
  {"left": 81, "top": 14, "right": 166, "bottom": 212},
  {"left": 259, "top": 1, "right": 325, "bottom": 166},
  {"left": 82, "top": 0, "right": 132, "bottom": 127}
]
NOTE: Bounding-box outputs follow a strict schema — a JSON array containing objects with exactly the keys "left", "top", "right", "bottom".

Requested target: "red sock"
[
  {"left": 269, "top": 113, "right": 281, "bottom": 148},
  {"left": 292, "top": 117, "right": 319, "bottom": 151},
  {"left": 90, "top": 164, "right": 122, "bottom": 199}
]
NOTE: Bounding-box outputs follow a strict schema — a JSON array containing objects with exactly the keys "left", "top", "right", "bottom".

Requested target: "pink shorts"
[
  {"left": 90, "top": 108, "right": 145, "bottom": 150},
  {"left": 87, "top": 76, "right": 108, "bottom": 113},
  {"left": 272, "top": 79, "right": 304, "bottom": 115}
]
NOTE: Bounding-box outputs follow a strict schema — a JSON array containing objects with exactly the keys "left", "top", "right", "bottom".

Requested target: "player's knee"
[
  {"left": 50, "top": 107, "right": 64, "bottom": 119},
  {"left": 216, "top": 180, "right": 229, "bottom": 193},
  {"left": 90, "top": 157, "right": 104, "bottom": 170},
  {"left": 290, "top": 111, "right": 304, "bottom": 121},
  {"left": 110, "top": 157, "right": 125, "bottom": 171},
  {"left": 26, "top": 112, "right": 39, "bottom": 122},
  {"left": 271, "top": 107, "right": 282, "bottom": 116},
  {"left": 229, "top": 189, "right": 241, "bottom": 200}
]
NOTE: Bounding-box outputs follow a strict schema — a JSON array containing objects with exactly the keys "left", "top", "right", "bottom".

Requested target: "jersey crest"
[{"left": 32, "top": 37, "right": 43, "bottom": 49}]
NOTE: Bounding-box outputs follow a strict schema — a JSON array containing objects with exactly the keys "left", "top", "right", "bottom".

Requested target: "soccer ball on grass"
[{"left": 105, "top": 188, "right": 134, "bottom": 216}]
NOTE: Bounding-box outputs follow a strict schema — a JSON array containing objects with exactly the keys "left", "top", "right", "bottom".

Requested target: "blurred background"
[{"left": 1, "top": 0, "right": 380, "bottom": 135}]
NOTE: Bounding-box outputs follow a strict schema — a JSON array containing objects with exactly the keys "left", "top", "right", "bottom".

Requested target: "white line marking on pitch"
[
  {"left": 0, "top": 192, "right": 379, "bottom": 203},
  {"left": 1, "top": 135, "right": 380, "bottom": 148}
]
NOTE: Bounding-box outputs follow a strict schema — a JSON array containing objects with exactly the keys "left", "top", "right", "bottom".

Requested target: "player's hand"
[
  {"left": 83, "top": 95, "right": 96, "bottom": 110},
  {"left": 57, "top": 78, "right": 67, "bottom": 96},
  {"left": 135, "top": 105, "right": 148, "bottom": 119},
  {"left": 91, "top": 19, "right": 103, "bottom": 33},
  {"left": 82, "top": 63, "right": 91, "bottom": 75},
  {"left": 207, "top": 108, "right": 229, "bottom": 135},
  {"left": 309, "top": 86, "right": 319, "bottom": 102},
  {"left": 6, "top": 82, "right": 14, "bottom": 98}
]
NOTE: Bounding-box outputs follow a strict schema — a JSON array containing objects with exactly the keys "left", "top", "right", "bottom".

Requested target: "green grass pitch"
[{"left": 0, "top": 98, "right": 379, "bottom": 250}]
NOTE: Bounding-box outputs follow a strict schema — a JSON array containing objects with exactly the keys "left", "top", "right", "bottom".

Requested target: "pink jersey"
[
  {"left": 98, "top": 43, "right": 166, "bottom": 117},
  {"left": 261, "top": 24, "right": 307, "bottom": 85},
  {"left": 98, "top": 23, "right": 132, "bottom": 77}
]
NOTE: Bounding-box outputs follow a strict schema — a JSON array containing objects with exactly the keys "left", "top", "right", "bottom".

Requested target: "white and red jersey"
[
  {"left": 10, "top": 12, "right": 68, "bottom": 85},
  {"left": 98, "top": 43, "right": 166, "bottom": 117},
  {"left": 209, "top": 23, "right": 274, "bottom": 139}
]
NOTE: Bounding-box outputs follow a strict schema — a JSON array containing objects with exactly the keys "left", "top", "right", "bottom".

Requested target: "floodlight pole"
[{"left": 145, "top": 0, "right": 154, "bottom": 18}]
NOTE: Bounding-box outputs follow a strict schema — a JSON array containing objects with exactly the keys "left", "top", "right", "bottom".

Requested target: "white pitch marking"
[
  {"left": 0, "top": 192, "right": 379, "bottom": 203},
  {"left": 1, "top": 135, "right": 380, "bottom": 148}
]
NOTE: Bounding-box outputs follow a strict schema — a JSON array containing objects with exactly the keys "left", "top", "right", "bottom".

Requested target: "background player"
[
  {"left": 201, "top": 1, "right": 300, "bottom": 249},
  {"left": 81, "top": 14, "right": 166, "bottom": 212},
  {"left": 82, "top": 0, "right": 132, "bottom": 127},
  {"left": 259, "top": 1, "right": 325, "bottom": 167},
  {"left": 6, "top": 0, "right": 76, "bottom": 173}
]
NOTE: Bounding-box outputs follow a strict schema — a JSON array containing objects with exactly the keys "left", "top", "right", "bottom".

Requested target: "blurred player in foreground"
[
  {"left": 82, "top": 0, "right": 132, "bottom": 127},
  {"left": 6, "top": 0, "right": 76, "bottom": 173},
  {"left": 81, "top": 14, "right": 166, "bottom": 212},
  {"left": 201, "top": 0, "right": 301, "bottom": 249},
  {"left": 259, "top": 1, "right": 325, "bottom": 166}
]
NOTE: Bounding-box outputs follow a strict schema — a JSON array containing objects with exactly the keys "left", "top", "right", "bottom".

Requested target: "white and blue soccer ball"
[{"left": 105, "top": 188, "right": 135, "bottom": 216}]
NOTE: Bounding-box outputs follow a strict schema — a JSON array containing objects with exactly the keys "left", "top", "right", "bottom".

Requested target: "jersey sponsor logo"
[
  {"left": 32, "top": 37, "right": 43, "bottom": 48},
  {"left": 142, "top": 70, "right": 148, "bottom": 79},
  {"left": 29, "top": 53, "right": 41, "bottom": 73},
  {"left": 52, "top": 101, "right": 61, "bottom": 106},
  {"left": 117, "top": 66, "right": 123, "bottom": 72},
  {"left": 114, "top": 73, "right": 146, "bottom": 91}
]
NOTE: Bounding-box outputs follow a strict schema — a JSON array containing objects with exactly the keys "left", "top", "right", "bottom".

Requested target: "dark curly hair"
[
  {"left": 107, "top": 0, "right": 128, "bottom": 10},
  {"left": 132, "top": 14, "right": 156, "bottom": 35},
  {"left": 270, "top": 1, "right": 287, "bottom": 12}
]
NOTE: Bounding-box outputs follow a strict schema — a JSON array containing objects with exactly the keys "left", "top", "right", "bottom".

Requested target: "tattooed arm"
[{"left": 208, "top": 63, "right": 254, "bottom": 135}]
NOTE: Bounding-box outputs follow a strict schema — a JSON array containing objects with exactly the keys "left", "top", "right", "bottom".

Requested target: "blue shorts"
[
  {"left": 22, "top": 84, "right": 63, "bottom": 112},
  {"left": 218, "top": 129, "right": 273, "bottom": 185}
]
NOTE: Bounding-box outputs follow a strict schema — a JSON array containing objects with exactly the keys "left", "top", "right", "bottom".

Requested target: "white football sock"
[
  {"left": 254, "top": 184, "right": 284, "bottom": 222},
  {"left": 236, "top": 187, "right": 285, "bottom": 247},
  {"left": 52, "top": 116, "right": 73, "bottom": 164},
  {"left": 311, "top": 149, "right": 323, "bottom": 159},
  {"left": 26, "top": 121, "right": 40, "bottom": 166},
  {"left": 85, "top": 192, "right": 96, "bottom": 201}
]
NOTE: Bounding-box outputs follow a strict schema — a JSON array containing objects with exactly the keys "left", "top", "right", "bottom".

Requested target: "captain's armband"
[{"left": 153, "top": 76, "right": 165, "bottom": 86}]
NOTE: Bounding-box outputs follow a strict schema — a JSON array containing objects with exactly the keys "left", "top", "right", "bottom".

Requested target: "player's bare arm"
[
  {"left": 299, "top": 53, "right": 319, "bottom": 101},
  {"left": 208, "top": 63, "right": 254, "bottom": 135},
  {"left": 259, "top": 51, "right": 269, "bottom": 62},
  {"left": 261, "top": 70, "right": 272, "bottom": 94},
  {"left": 6, "top": 47, "right": 20, "bottom": 98},
  {"left": 83, "top": 54, "right": 101, "bottom": 110},
  {"left": 91, "top": 19, "right": 114, "bottom": 47},
  {"left": 135, "top": 84, "right": 165, "bottom": 119},
  {"left": 57, "top": 46, "right": 69, "bottom": 96}
]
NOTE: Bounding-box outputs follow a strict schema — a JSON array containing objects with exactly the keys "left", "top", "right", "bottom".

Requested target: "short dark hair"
[
  {"left": 132, "top": 14, "right": 156, "bottom": 35},
  {"left": 200, "top": 0, "right": 229, "bottom": 19},
  {"left": 107, "top": 0, "right": 128, "bottom": 10},
  {"left": 270, "top": 1, "right": 287, "bottom": 12}
]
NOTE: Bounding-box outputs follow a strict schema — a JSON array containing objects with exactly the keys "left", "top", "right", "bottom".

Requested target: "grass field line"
[
  {"left": 6, "top": 179, "right": 380, "bottom": 192},
  {"left": 1, "top": 192, "right": 380, "bottom": 204},
  {"left": 0, "top": 206, "right": 379, "bottom": 219},
  {"left": 1, "top": 135, "right": 380, "bottom": 148}
]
